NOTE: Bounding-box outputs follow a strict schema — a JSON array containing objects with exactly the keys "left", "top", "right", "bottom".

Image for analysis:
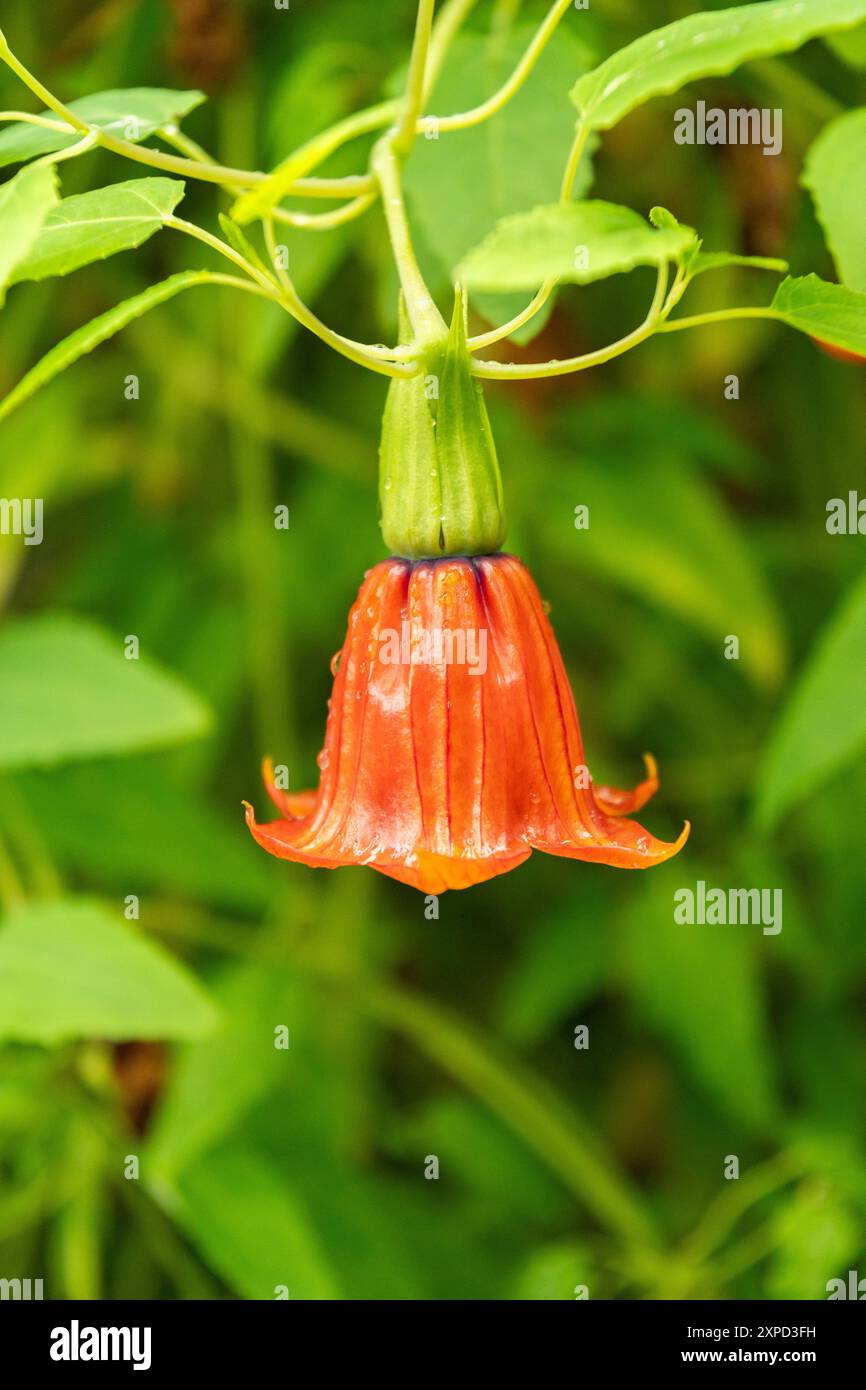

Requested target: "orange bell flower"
[{"left": 245, "top": 554, "right": 689, "bottom": 894}]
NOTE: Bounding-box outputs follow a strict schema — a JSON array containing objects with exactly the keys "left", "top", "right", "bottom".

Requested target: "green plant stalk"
[
  {"left": 471, "top": 262, "right": 670, "bottom": 378},
  {"left": 362, "top": 977, "right": 660, "bottom": 1248}
]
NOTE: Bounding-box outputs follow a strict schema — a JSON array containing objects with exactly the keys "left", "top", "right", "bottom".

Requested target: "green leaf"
[
  {"left": 403, "top": 25, "right": 596, "bottom": 341},
  {"left": 0, "top": 899, "right": 216, "bottom": 1044},
  {"left": 0, "top": 614, "right": 211, "bottom": 769},
  {"left": 803, "top": 110, "right": 866, "bottom": 291},
  {"left": 0, "top": 163, "right": 58, "bottom": 299},
  {"left": 571, "top": 0, "right": 866, "bottom": 130},
  {"left": 0, "top": 270, "right": 214, "bottom": 423},
  {"left": 9, "top": 177, "right": 185, "bottom": 284},
  {"left": 756, "top": 570, "right": 866, "bottom": 828},
  {"left": 167, "top": 1143, "right": 340, "bottom": 1300},
  {"left": 771, "top": 274, "right": 866, "bottom": 357},
  {"left": 623, "top": 874, "right": 778, "bottom": 1131},
  {"left": 458, "top": 200, "right": 696, "bottom": 293},
  {"left": 0, "top": 88, "right": 205, "bottom": 168}
]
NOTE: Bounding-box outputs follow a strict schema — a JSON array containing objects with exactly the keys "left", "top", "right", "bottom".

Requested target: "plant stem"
[
  {"left": 0, "top": 832, "right": 25, "bottom": 910},
  {"left": 352, "top": 972, "right": 660, "bottom": 1248},
  {"left": 394, "top": 0, "right": 437, "bottom": 154},
  {"left": 0, "top": 33, "right": 89, "bottom": 130},
  {"left": 271, "top": 190, "right": 376, "bottom": 230},
  {"left": 472, "top": 262, "right": 669, "bottom": 379},
  {"left": 0, "top": 109, "right": 68, "bottom": 130},
  {"left": 658, "top": 306, "right": 779, "bottom": 333},
  {"left": 430, "top": 0, "right": 573, "bottom": 132},
  {"left": 168, "top": 216, "right": 414, "bottom": 376},
  {"left": 372, "top": 137, "right": 446, "bottom": 345}
]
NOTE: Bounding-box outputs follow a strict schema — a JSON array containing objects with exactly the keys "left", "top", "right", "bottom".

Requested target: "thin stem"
[
  {"left": 261, "top": 216, "right": 414, "bottom": 367},
  {"left": 30, "top": 131, "right": 96, "bottom": 168},
  {"left": 271, "top": 190, "right": 376, "bottom": 231},
  {"left": 561, "top": 120, "right": 590, "bottom": 200},
  {"left": 468, "top": 281, "right": 554, "bottom": 350},
  {"left": 752, "top": 56, "right": 843, "bottom": 124},
  {"left": 472, "top": 262, "right": 670, "bottom": 379},
  {"left": 426, "top": 0, "right": 480, "bottom": 88},
  {"left": 361, "top": 977, "right": 660, "bottom": 1247},
  {"left": 0, "top": 109, "right": 69, "bottom": 130},
  {"left": 658, "top": 306, "right": 779, "bottom": 333},
  {"left": 0, "top": 777, "right": 62, "bottom": 898},
  {"left": 0, "top": 34, "right": 89, "bottom": 130},
  {"left": 158, "top": 122, "right": 375, "bottom": 200},
  {"left": 95, "top": 130, "right": 264, "bottom": 187},
  {"left": 394, "top": 0, "right": 437, "bottom": 155},
  {"left": 0, "top": 832, "right": 24, "bottom": 910},
  {"left": 373, "top": 137, "right": 446, "bottom": 344},
  {"left": 430, "top": 0, "right": 573, "bottom": 132}
]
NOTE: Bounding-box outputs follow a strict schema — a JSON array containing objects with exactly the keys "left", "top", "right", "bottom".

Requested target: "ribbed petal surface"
[{"left": 246, "top": 555, "right": 689, "bottom": 892}]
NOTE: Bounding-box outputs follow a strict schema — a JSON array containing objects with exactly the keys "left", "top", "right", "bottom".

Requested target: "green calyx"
[{"left": 379, "top": 287, "right": 506, "bottom": 560}]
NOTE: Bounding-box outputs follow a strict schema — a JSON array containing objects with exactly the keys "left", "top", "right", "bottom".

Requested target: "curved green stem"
[
  {"left": 0, "top": 31, "right": 88, "bottom": 130},
  {"left": 169, "top": 215, "right": 414, "bottom": 377},
  {"left": 0, "top": 109, "right": 68, "bottom": 130},
  {"left": 472, "top": 262, "right": 669, "bottom": 379},
  {"left": 394, "top": 0, "right": 437, "bottom": 155},
  {"left": 271, "top": 190, "right": 376, "bottom": 231},
  {"left": 431, "top": 0, "right": 573, "bottom": 132},
  {"left": 658, "top": 306, "right": 779, "bottom": 333}
]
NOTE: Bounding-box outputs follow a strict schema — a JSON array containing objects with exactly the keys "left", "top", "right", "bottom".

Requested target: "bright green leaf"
[
  {"left": 826, "top": 20, "right": 866, "bottom": 65},
  {"left": 459, "top": 201, "right": 695, "bottom": 293},
  {"left": 771, "top": 274, "right": 866, "bottom": 358},
  {"left": 0, "top": 88, "right": 205, "bottom": 168},
  {"left": 803, "top": 110, "right": 866, "bottom": 291},
  {"left": 0, "top": 899, "right": 217, "bottom": 1044},
  {"left": 0, "top": 163, "right": 58, "bottom": 299},
  {"left": 757, "top": 570, "right": 866, "bottom": 828},
  {"left": 0, "top": 270, "right": 215, "bottom": 424},
  {"left": 167, "top": 1144, "right": 340, "bottom": 1300},
  {"left": 0, "top": 614, "right": 211, "bottom": 769},
  {"left": 571, "top": 0, "right": 866, "bottom": 131},
  {"left": 9, "top": 177, "right": 185, "bottom": 284}
]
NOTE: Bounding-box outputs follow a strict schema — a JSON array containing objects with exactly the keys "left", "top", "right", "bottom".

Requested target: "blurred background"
[{"left": 1, "top": 0, "right": 865, "bottom": 1300}]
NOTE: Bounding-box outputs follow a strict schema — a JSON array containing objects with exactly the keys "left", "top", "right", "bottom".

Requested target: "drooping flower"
[{"left": 245, "top": 553, "right": 689, "bottom": 894}]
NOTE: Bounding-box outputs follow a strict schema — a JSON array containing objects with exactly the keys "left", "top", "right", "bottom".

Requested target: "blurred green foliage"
[{"left": 1, "top": 0, "right": 865, "bottom": 1301}]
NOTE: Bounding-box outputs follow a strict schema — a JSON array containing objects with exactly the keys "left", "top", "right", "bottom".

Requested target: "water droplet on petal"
[
  {"left": 330, "top": 650, "right": 341, "bottom": 676},
  {"left": 317, "top": 748, "right": 330, "bottom": 771}
]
